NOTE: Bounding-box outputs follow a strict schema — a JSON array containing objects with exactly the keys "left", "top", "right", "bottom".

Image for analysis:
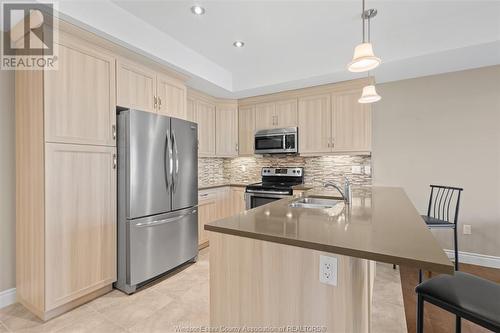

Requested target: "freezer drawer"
[{"left": 127, "top": 208, "right": 198, "bottom": 286}]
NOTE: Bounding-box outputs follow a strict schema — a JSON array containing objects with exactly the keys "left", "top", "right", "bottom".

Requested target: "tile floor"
[{"left": 0, "top": 248, "right": 406, "bottom": 333}]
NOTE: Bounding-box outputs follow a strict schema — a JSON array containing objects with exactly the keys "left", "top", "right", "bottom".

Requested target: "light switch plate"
[
  {"left": 319, "top": 255, "right": 338, "bottom": 286},
  {"left": 463, "top": 224, "right": 472, "bottom": 235}
]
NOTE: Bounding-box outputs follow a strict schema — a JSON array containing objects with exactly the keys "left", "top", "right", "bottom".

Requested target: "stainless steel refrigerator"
[{"left": 115, "top": 109, "right": 198, "bottom": 294}]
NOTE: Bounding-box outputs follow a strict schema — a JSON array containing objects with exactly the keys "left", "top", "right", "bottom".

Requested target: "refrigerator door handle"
[
  {"left": 134, "top": 209, "right": 197, "bottom": 227},
  {"left": 167, "top": 129, "right": 174, "bottom": 190},
  {"left": 172, "top": 130, "right": 179, "bottom": 193},
  {"left": 164, "top": 130, "right": 169, "bottom": 190}
]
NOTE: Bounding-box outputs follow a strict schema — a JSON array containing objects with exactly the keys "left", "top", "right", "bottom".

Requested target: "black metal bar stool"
[
  {"left": 419, "top": 185, "right": 463, "bottom": 282},
  {"left": 415, "top": 271, "right": 500, "bottom": 333}
]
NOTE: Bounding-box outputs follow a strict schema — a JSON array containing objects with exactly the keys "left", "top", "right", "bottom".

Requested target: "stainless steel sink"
[{"left": 289, "top": 197, "right": 343, "bottom": 209}]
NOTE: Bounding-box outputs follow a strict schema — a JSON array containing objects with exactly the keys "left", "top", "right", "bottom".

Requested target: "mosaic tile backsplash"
[{"left": 199, "top": 155, "right": 372, "bottom": 188}]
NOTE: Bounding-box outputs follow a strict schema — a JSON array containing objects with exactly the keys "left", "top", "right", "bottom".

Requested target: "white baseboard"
[
  {"left": 444, "top": 249, "right": 500, "bottom": 269},
  {"left": 0, "top": 288, "right": 16, "bottom": 309}
]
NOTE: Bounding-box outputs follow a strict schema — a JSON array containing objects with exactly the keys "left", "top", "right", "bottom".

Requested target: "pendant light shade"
[
  {"left": 358, "top": 85, "right": 381, "bottom": 104},
  {"left": 348, "top": 42, "right": 381, "bottom": 73}
]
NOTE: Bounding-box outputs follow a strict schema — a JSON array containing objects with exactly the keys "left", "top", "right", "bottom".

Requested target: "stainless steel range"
[{"left": 245, "top": 167, "right": 304, "bottom": 209}]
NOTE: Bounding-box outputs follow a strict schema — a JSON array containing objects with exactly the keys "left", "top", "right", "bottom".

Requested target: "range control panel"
[{"left": 261, "top": 167, "right": 303, "bottom": 177}]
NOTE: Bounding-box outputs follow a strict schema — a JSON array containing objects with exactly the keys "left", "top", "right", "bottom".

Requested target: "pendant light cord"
[{"left": 362, "top": 0, "right": 366, "bottom": 43}]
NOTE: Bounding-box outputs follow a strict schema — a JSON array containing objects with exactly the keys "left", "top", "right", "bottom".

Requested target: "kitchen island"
[{"left": 205, "top": 187, "right": 453, "bottom": 332}]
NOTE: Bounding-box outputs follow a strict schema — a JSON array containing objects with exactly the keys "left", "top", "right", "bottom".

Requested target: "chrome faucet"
[{"left": 324, "top": 176, "right": 351, "bottom": 204}]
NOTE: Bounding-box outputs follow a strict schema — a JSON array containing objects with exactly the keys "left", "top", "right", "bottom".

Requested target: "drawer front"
[{"left": 127, "top": 208, "right": 198, "bottom": 285}]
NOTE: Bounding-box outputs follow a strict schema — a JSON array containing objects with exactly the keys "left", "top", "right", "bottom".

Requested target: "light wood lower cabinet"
[
  {"left": 198, "top": 191, "right": 218, "bottom": 247},
  {"left": 198, "top": 186, "right": 246, "bottom": 248},
  {"left": 230, "top": 187, "right": 246, "bottom": 214},
  {"left": 45, "top": 144, "right": 116, "bottom": 310}
]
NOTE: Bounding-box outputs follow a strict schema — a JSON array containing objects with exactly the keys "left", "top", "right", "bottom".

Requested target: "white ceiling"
[{"left": 56, "top": 1, "right": 500, "bottom": 98}]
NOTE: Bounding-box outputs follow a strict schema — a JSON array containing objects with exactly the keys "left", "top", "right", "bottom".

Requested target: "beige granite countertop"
[{"left": 205, "top": 186, "right": 454, "bottom": 274}]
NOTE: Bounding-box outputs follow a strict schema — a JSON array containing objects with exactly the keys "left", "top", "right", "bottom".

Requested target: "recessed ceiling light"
[
  {"left": 190, "top": 5, "right": 205, "bottom": 15},
  {"left": 233, "top": 41, "right": 245, "bottom": 48}
]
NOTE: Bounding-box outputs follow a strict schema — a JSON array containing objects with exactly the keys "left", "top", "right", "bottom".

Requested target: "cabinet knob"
[
  {"left": 112, "top": 154, "right": 117, "bottom": 169},
  {"left": 154, "top": 96, "right": 158, "bottom": 109},
  {"left": 112, "top": 125, "right": 116, "bottom": 140},
  {"left": 235, "top": 143, "right": 239, "bottom": 152}
]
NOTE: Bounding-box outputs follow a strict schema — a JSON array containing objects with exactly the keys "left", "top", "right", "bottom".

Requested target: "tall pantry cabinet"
[{"left": 16, "top": 32, "right": 117, "bottom": 320}]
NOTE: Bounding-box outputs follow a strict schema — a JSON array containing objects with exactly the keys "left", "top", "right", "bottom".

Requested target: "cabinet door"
[
  {"left": 238, "top": 105, "right": 256, "bottom": 156},
  {"left": 230, "top": 187, "right": 246, "bottom": 215},
  {"left": 116, "top": 58, "right": 156, "bottom": 113},
  {"left": 186, "top": 97, "right": 196, "bottom": 122},
  {"left": 45, "top": 143, "right": 116, "bottom": 310},
  {"left": 198, "top": 191, "right": 217, "bottom": 246},
  {"left": 195, "top": 100, "right": 216, "bottom": 157},
  {"left": 298, "top": 94, "right": 332, "bottom": 154},
  {"left": 255, "top": 102, "right": 276, "bottom": 130},
  {"left": 44, "top": 40, "right": 115, "bottom": 146},
  {"left": 215, "top": 104, "right": 238, "bottom": 157},
  {"left": 331, "top": 90, "right": 372, "bottom": 152},
  {"left": 275, "top": 99, "right": 298, "bottom": 128},
  {"left": 157, "top": 74, "right": 187, "bottom": 120},
  {"left": 215, "top": 187, "right": 231, "bottom": 219}
]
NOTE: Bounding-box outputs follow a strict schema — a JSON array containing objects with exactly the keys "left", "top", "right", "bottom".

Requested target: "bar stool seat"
[
  {"left": 415, "top": 271, "right": 500, "bottom": 332},
  {"left": 421, "top": 215, "right": 456, "bottom": 228}
]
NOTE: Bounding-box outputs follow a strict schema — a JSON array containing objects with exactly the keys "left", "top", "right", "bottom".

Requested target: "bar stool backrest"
[{"left": 427, "top": 185, "right": 463, "bottom": 224}]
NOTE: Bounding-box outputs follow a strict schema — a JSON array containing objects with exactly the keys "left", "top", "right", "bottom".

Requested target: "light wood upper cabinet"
[
  {"left": 215, "top": 103, "right": 238, "bottom": 157},
  {"left": 255, "top": 102, "right": 276, "bottom": 130},
  {"left": 45, "top": 143, "right": 116, "bottom": 310},
  {"left": 195, "top": 100, "right": 216, "bottom": 156},
  {"left": 238, "top": 105, "right": 256, "bottom": 156},
  {"left": 298, "top": 94, "right": 332, "bottom": 154},
  {"left": 157, "top": 74, "right": 187, "bottom": 120},
  {"left": 275, "top": 99, "right": 298, "bottom": 128},
  {"left": 331, "top": 90, "right": 372, "bottom": 152},
  {"left": 44, "top": 40, "right": 116, "bottom": 146},
  {"left": 186, "top": 96, "right": 196, "bottom": 122},
  {"left": 116, "top": 58, "right": 157, "bottom": 113},
  {"left": 254, "top": 99, "right": 298, "bottom": 131}
]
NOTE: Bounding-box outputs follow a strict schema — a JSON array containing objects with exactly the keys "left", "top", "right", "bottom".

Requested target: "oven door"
[
  {"left": 245, "top": 192, "right": 291, "bottom": 210},
  {"left": 254, "top": 134, "right": 285, "bottom": 154}
]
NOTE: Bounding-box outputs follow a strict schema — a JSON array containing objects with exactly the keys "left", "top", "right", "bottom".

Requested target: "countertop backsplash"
[{"left": 199, "top": 155, "right": 371, "bottom": 188}]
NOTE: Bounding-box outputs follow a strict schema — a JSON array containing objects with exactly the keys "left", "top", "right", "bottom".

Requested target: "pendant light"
[
  {"left": 347, "top": 1, "right": 381, "bottom": 73},
  {"left": 358, "top": 83, "right": 381, "bottom": 103}
]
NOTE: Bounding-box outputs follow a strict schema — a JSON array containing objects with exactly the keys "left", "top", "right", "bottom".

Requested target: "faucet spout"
[{"left": 324, "top": 176, "right": 351, "bottom": 204}]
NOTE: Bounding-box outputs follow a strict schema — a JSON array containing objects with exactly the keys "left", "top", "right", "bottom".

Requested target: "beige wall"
[
  {"left": 373, "top": 65, "right": 500, "bottom": 257},
  {"left": 0, "top": 69, "right": 15, "bottom": 292}
]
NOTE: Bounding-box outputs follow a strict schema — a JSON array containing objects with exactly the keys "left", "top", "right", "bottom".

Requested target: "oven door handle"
[{"left": 245, "top": 190, "right": 291, "bottom": 195}]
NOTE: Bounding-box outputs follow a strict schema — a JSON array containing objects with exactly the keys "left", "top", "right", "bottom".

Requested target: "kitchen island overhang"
[{"left": 205, "top": 186, "right": 453, "bottom": 332}]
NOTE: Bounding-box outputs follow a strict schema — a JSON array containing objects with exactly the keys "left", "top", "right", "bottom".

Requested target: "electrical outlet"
[
  {"left": 463, "top": 225, "right": 472, "bottom": 235},
  {"left": 351, "top": 166, "right": 362, "bottom": 174},
  {"left": 319, "top": 255, "right": 338, "bottom": 286}
]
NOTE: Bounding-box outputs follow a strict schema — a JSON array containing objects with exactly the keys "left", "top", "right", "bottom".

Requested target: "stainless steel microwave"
[{"left": 254, "top": 127, "right": 298, "bottom": 154}]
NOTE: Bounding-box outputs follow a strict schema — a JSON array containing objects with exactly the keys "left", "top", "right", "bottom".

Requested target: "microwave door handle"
[{"left": 283, "top": 134, "right": 287, "bottom": 149}]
